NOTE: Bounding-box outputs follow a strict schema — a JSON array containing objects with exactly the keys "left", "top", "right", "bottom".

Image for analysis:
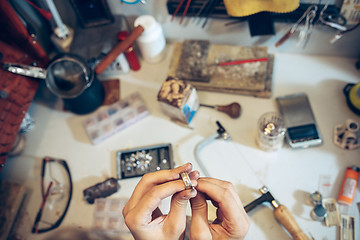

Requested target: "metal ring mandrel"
[{"left": 180, "top": 171, "right": 193, "bottom": 190}]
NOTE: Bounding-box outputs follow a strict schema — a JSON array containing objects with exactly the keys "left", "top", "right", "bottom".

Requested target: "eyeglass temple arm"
[{"left": 33, "top": 157, "right": 73, "bottom": 234}]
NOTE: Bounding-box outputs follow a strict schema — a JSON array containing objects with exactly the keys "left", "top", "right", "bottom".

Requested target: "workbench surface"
[{"left": 1, "top": 44, "right": 359, "bottom": 240}]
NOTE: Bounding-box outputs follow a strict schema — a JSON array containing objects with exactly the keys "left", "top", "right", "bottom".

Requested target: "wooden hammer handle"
[
  {"left": 94, "top": 25, "right": 144, "bottom": 75},
  {"left": 273, "top": 205, "right": 310, "bottom": 240}
]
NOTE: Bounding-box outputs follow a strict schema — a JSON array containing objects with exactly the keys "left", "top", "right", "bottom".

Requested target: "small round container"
[
  {"left": 134, "top": 15, "right": 166, "bottom": 63},
  {"left": 310, "top": 191, "right": 327, "bottom": 222},
  {"left": 256, "top": 112, "right": 286, "bottom": 151}
]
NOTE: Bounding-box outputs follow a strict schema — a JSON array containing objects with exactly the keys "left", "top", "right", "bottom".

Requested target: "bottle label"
[{"left": 343, "top": 178, "right": 356, "bottom": 198}]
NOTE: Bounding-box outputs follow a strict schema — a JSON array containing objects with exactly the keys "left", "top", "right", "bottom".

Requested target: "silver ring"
[{"left": 180, "top": 171, "right": 193, "bottom": 190}]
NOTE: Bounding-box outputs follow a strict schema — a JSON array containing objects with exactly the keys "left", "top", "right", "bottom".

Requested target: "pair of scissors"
[{"left": 319, "top": 1, "right": 347, "bottom": 31}]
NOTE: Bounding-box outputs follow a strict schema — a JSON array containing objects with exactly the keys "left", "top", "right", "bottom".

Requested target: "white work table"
[{"left": 1, "top": 44, "right": 360, "bottom": 240}]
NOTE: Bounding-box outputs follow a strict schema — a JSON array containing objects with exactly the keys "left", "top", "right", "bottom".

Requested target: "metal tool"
[
  {"left": 201, "top": 0, "right": 218, "bottom": 28},
  {"left": 297, "top": 5, "right": 317, "bottom": 48},
  {"left": 171, "top": 0, "right": 192, "bottom": 25},
  {"left": 245, "top": 186, "right": 311, "bottom": 240},
  {"left": 319, "top": 1, "right": 347, "bottom": 31},
  {"left": 200, "top": 102, "right": 241, "bottom": 119},
  {"left": 3, "top": 63, "right": 47, "bottom": 79},
  {"left": 194, "top": 121, "right": 230, "bottom": 177},
  {"left": 275, "top": 5, "right": 318, "bottom": 48}
]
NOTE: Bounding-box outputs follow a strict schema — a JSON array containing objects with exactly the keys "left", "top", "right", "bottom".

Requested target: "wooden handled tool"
[
  {"left": 245, "top": 186, "right": 310, "bottom": 240},
  {"left": 200, "top": 102, "right": 241, "bottom": 119},
  {"left": 94, "top": 25, "right": 144, "bottom": 75},
  {"left": 274, "top": 205, "right": 310, "bottom": 240}
]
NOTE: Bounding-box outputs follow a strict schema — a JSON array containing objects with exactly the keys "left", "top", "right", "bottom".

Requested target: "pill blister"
[
  {"left": 83, "top": 92, "right": 149, "bottom": 145},
  {"left": 93, "top": 198, "right": 130, "bottom": 234}
]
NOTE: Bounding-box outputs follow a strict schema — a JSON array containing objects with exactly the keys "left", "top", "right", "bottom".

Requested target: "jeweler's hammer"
[{"left": 244, "top": 186, "right": 310, "bottom": 240}]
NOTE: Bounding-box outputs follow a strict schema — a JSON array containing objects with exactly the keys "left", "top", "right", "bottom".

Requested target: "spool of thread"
[
  {"left": 134, "top": 15, "right": 166, "bottom": 63},
  {"left": 338, "top": 165, "right": 360, "bottom": 206}
]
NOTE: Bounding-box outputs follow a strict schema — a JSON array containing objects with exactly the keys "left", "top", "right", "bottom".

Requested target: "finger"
[
  {"left": 188, "top": 170, "right": 200, "bottom": 181},
  {"left": 213, "top": 207, "right": 224, "bottom": 224},
  {"left": 198, "top": 178, "right": 243, "bottom": 207},
  {"left": 165, "top": 188, "right": 197, "bottom": 235},
  {"left": 167, "top": 170, "right": 200, "bottom": 219},
  {"left": 190, "top": 192, "right": 212, "bottom": 239},
  {"left": 124, "top": 163, "right": 193, "bottom": 215},
  {"left": 197, "top": 179, "right": 250, "bottom": 238},
  {"left": 195, "top": 178, "right": 248, "bottom": 227},
  {"left": 128, "top": 178, "right": 198, "bottom": 220}
]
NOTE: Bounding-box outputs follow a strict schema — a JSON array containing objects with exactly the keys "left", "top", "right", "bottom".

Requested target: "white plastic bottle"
[{"left": 134, "top": 15, "right": 166, "bottom": 63}]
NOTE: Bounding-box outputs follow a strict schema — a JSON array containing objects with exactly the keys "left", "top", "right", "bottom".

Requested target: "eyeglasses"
[{"left": 32, "top": 157, "right": 73, "bottom": 234}]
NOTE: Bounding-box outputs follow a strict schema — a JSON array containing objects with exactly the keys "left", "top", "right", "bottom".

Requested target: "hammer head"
[{"left": 244, "top": 186, "right": 280, "bottom": 213}]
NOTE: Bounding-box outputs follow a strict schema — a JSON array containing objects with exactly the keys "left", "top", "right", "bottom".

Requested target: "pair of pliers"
[{"left": 171, "top": 0, "right": 192, "bottom": 24}]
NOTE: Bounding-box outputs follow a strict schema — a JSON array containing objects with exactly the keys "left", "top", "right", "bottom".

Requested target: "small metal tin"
[
  {"left": 311, "top": 204, "right": 327, "bottom": 221},
  {"left": 310, "top": 191, "right": 327, "bottom": 221}
]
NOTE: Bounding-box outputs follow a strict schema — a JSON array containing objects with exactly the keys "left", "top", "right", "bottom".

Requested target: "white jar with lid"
[{"left": 134, "top": 15, "right": 166, "bottom": 63}]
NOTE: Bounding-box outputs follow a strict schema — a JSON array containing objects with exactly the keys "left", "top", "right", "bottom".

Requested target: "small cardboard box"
[{"left": 157, "top": 77, "right": 199, "bottom": 124}]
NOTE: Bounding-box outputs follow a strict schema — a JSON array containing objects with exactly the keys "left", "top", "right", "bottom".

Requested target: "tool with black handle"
[{"left": 245, "top": 186, "right": 310, "bottom": 240}]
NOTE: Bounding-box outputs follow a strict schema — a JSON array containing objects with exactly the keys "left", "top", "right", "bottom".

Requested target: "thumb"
[
  {"left": 166, "top": 188, "right": 197, "bottom": 231},
  {"left": 190, "top": 192, "right": 211, "bottom": 239}
]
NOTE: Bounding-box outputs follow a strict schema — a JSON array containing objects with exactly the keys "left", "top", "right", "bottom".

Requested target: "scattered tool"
[
  {"left": 171, "top": 0, "right": 192, "bottom": 24},
  {"left": 201, "top": 0, "right": 218, "bottom": 28},
  {"left": 194, "top": 121, "right": 231, "bottom": 177},
  {"left": 245, "top": 186, "right": 311, "bottom": 240},
  {"left": 214, "top": 57, "right": 269, "bottom": 66},
  {"left": 94, "top": 25, "right": 144, "bottom": 75},
  {"left": 275, "top": 5, "right": 317, "bottom": 48},
  {"left": 200, "top": 102, "right": 241, "bottom": 119}
]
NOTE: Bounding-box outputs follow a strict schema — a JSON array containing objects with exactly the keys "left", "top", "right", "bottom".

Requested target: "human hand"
[
  {"left": 123, "top": 163, "right": 200, "bottom": 240},
  {"left": 190, "top": 178, "right": 250, "bottom": 240}
]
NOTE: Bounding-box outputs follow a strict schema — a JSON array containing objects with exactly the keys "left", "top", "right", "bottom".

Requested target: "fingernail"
[
  {"left": 190, "top": 188, "right": 197, "bottom": 197},
  {"left": 185, "top": 162, "right": 193, "bottom": 171},
  {"left": 191, "top": 179, "right": 198, "bottom": 187}
]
